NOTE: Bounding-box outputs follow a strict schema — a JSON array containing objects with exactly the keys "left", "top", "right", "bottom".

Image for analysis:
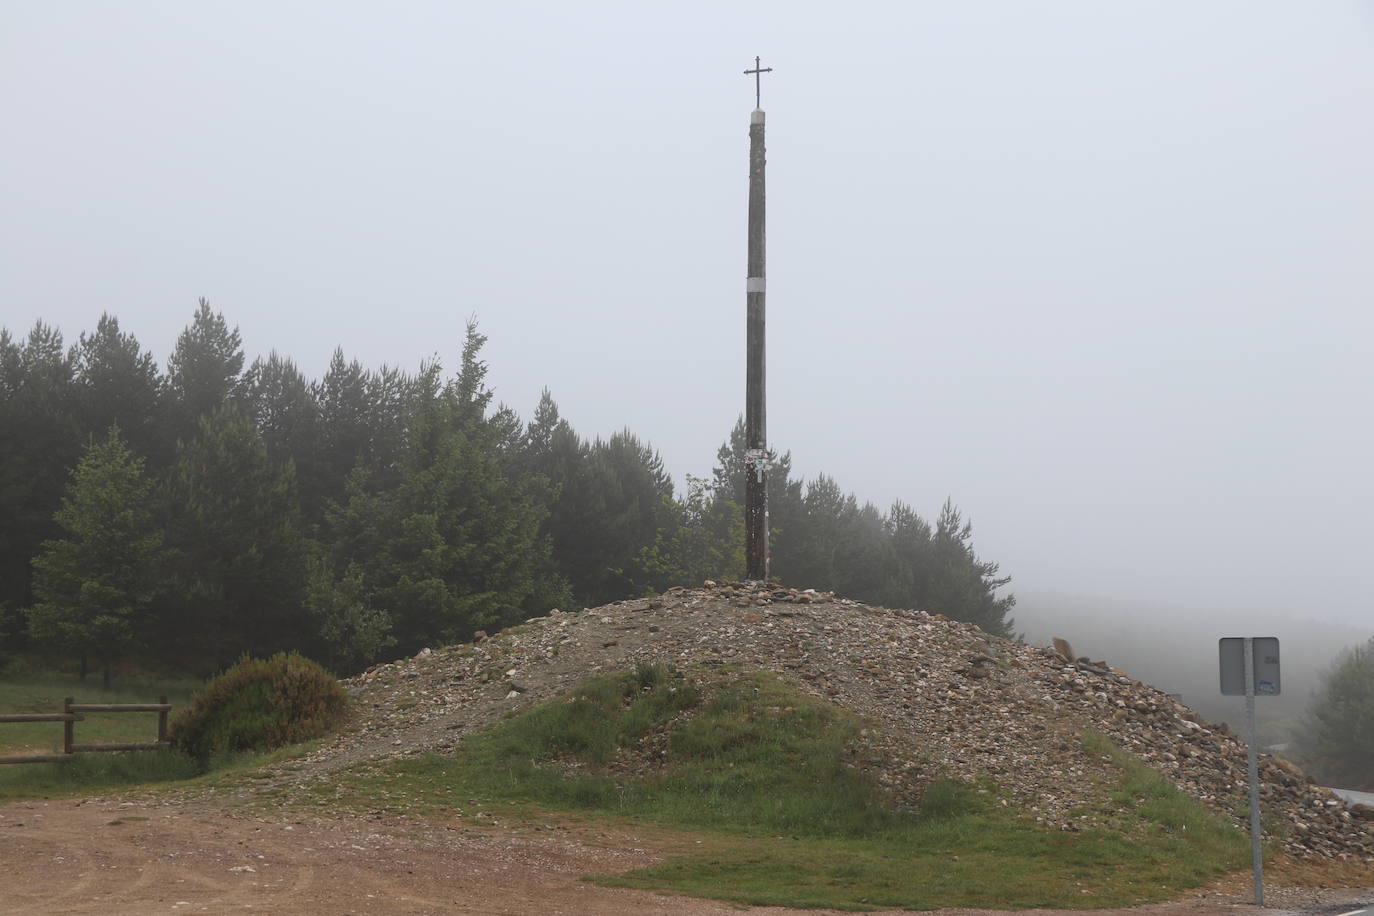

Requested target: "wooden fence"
[{"left": 0, "top": 696, "right": 171, "bottom": 765}]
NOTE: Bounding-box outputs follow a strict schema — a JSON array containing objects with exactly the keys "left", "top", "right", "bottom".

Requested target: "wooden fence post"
[
  {"left": 158, "top": 695, "right": 168, "bottom": 743},
  {"left": 63, "top": 697, "right": 74, "bottom": 755}
]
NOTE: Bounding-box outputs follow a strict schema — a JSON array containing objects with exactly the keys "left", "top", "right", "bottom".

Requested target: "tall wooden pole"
[{"left": 743, "top": 58, "right": 771, "bottom": 582}]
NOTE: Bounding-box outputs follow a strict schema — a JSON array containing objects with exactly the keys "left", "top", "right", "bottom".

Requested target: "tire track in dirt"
[
  {"left": 0, "top": 796, "right": 767, "bottom": 914},
  {"left": 4, "top": 795, "right": 1370, "bottom": 915}
]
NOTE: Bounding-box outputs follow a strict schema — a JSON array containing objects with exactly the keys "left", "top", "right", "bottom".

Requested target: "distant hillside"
[{"left": 1015, "top": 588, "right": 1372, "bottom": 737}]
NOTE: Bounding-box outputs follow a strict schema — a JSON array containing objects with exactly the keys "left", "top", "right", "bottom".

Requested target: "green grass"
[
  {"left": 0, "top": 673, "right": 202, "bottom": 753},
  {"left": 1081, "top": 730, "right": 1262, "bottom": 871},
  {"left": 0, "top": 734, "right": 332, "bottom": 803},
  {"left": 324, "top": 665, "right": 1253, "bottom": 910},
  {"left": 0, "top": 746, "right": 204, "bottom": 800}
]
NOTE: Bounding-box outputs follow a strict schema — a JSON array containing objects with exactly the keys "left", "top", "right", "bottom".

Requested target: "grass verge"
[
  {"left": 0, "top": 746, "right": 202, "bottom": 800},
  {"left": 0, "top": 737, "right": 331, "bottom": 803},
  {"left": 0, "top": 670, "right": 332, "bottom": 802},
  {"left": 0, "top": 673, "right": 201, "bottom": 753},
  {"left": 325, "top": 665, "right": 1253, "bottom": 910}
]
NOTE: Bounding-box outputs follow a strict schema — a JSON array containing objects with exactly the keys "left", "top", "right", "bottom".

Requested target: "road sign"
[
  {"left": 1219, "top": 636, "right": 1281, "bottom": 907},
  {"left": 1219, "top": 636, "right": 1280, "bottom": 696}
]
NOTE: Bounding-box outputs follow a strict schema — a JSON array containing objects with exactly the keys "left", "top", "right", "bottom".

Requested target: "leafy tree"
[
  {"left": 165, "top": 299, "right": 245, "bottom": 441},
  {"left": 26, "top": 427, "right": 164, "bottom": 686},
  {"left": 636, "top": 476, "right": 745, "bottom": 591},
  {"left": 1302, "top": 637, "right": 1374, "bottom": 790},
  {"left": 162, "top": 403, "right": 309, "bottom": 669},
  {"left": 303, "top": 554, "right": 395, "bottom": 673}
]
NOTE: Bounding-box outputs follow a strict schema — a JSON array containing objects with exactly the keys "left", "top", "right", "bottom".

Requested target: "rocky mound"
[{"left": 309, "top": 582, "right": 1373, "bottom": 863}]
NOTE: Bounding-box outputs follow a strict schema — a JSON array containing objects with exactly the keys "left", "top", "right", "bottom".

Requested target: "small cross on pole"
[{"left": 743, "top": 56, "right": 772, "bottom": 108}]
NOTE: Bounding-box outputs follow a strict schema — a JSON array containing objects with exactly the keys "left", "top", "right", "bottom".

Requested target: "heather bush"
[{"left": 171, "top": 652, "right": 348, "bottom": 760}]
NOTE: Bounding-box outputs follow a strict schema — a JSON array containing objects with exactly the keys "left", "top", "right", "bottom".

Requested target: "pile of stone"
[{"left": 312, "top": 581, "right": 1371, "bottom": 863}]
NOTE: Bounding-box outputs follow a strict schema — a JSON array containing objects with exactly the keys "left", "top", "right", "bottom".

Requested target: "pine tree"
[
  {"left": 925, "top": 500, "right": 1015, "bottom": 637},
  {"left": 314, "top": 349, "right": 412, "bottom": 511},
  {"left": 574, "top": 430, "right": 675, "bottom": 604},
  {"left": 27, "top": 427, "right": 164, "bottom": 686},
  {"left": 519, "top": 390, "right": 604, "bottom": 601},
  {"left": 322, "top": 328, "right": 568, "bottom": 656},
  {"left": 165, "top": 299, "right": 245, "bottom": 441},
  {"left": 162, "top": 403, "right": 309, "bottom": 669},
  {"left": 868, "top": 500, "right": 934, "bottom": 610},
  {"left": 73, "top": 313, "right": 166, "bottom": 466},
  {"left": 243, "top": 352, "right": 323, "bottom": 521},
  {"left": 0, "top": 322, "right": 82, "bottom": 624}
]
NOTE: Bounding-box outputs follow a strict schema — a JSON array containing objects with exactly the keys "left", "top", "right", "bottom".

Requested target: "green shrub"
[{"left": 170, "top": 652, "right": 348, "bottom": 760}]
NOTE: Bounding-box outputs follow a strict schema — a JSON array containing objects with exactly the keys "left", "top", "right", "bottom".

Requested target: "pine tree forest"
[{"left": 0, "top": 303, "right": 1015, "bottom": 679}]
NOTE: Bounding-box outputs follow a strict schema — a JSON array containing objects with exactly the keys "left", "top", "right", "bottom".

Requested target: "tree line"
[
  {"left": 0, "top": 302, "right": 1015, "bottom": 682},
  {"left": 1301, "top": 635, "right": 1374, "bottom": 791}
]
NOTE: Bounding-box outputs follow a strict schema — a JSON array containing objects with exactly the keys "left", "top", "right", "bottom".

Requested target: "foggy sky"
[{"left": 4, "top": 2, "right": 1372, "bottom": 635}]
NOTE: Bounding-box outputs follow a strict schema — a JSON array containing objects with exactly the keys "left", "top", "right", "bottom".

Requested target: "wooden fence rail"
[{"left": 0, "top": 696, "right": 171, "bottom": 765}]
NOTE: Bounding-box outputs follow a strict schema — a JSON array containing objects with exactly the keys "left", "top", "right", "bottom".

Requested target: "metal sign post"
[
  {"left": 1243, "top": 639, "right": 1263, "bottom": 907},
  {"left": 1219, "top": 636, "right": 1280, "bottom": 907}
]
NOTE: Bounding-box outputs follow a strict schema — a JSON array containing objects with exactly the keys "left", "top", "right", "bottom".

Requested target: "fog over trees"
[
  {"left": 1021, "top": 591, "right": 1373, "bottom": 788},
  {"left": 4, "top": 304, "right": 1371, "bottom": 785},
  {"left": 1, "top": 304, "right": 1015, "bottom": 680}
]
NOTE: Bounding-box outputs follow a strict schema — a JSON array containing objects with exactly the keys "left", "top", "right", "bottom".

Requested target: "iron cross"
[{"left": 743, "top": 56, "right": 773, "bottom": 108}]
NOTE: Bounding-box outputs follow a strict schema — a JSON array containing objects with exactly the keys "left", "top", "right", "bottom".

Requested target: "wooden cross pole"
[
  {"left": 743, "top": 57, "right": 771, "bottom": 582},
  {"left": 743, "top": 56, "right": 773, "bottom": 109}
]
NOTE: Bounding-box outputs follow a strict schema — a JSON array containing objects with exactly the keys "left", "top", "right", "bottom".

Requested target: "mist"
[
  {"left": 4, "top": 3, "right": 1371, "bottom": 657},
  {"left": 1018, "top": 588, "right": 1372, "bottom": 741}
]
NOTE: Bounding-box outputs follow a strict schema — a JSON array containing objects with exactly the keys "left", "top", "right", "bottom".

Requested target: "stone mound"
[{"left": 323, "top": 581, "right": 1372, "bottom": 863}]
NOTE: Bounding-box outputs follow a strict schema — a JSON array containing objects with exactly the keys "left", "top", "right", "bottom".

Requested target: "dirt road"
[
  {"left": 1, "top": 794, "right": 763, "bottom": 915},
  {"left": 3, "top": 795, "right": 1370, "bottom": 915}
]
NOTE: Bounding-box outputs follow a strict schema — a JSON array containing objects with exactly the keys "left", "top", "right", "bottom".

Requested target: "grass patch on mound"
[
  {"left": 327, "top": 665, "right": 1253, "bottom": 910},
  {"left": 1081, "top": 729, "right": 1256, "bottom": 878}
]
